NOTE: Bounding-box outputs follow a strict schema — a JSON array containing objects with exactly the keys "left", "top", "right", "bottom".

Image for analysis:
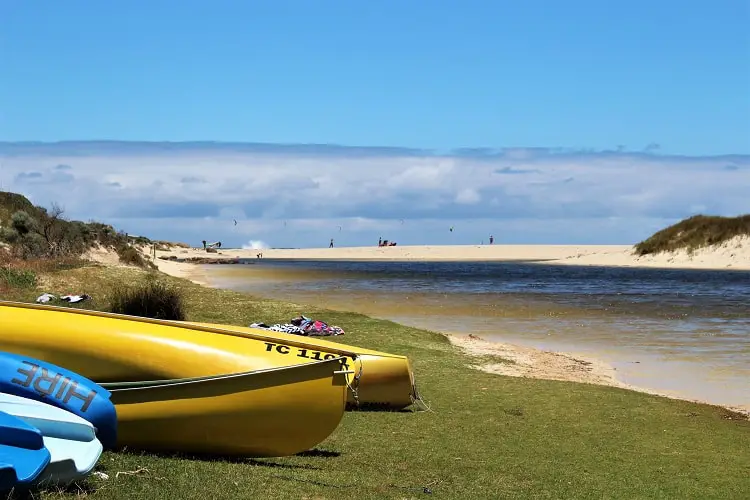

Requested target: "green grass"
[
  {"left": 635, "top": 214, "right": 750, "bottom": 256},
  {"left": 0, "top": 266, "right": 36, "bottom": 288},
  {"left": 2, "top": 264, "right": 749, "bottom": 499}
]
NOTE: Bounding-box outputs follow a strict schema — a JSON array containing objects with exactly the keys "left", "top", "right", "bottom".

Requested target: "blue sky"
[{"left": 0, "top": 2, "right": 748, "bottom": 247}]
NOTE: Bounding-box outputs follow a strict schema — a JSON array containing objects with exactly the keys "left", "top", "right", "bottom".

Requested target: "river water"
[{"left": 202, "top": 259, "right": 750, "bottom": 411}]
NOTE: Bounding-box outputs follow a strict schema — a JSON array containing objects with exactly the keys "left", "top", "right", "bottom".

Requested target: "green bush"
[
  {"left": 117, "top": 245, "right": 146, "bottom": 266},
  {"left": 0, "top": 191, "right": 153, "bottom": 260},
  {"left": 108, "top": 279, "right": 186, "bottom": 321}
]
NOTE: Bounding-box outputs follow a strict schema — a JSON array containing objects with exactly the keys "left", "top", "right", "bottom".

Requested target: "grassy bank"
[{"left": 2, "top": 263, "right": 749, "bottom": 499}]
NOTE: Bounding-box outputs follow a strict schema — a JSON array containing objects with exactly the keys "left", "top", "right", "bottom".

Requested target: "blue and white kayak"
[
  {"left": 0, "top": 410, "right": 51, "bottom": 489},
  {"left": 0, "top": 393, "right": 103, "bottom": 486},
  {"left": 0, "top": 351, "right": 117, "bottom": 449}
]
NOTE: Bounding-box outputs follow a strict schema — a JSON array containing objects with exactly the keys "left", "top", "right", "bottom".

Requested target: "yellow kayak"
[
  {"left": 0, "top": 301, "right": 419, "bottom": 409},
  {"left": 185, "top": 321, "right": 420, "bottom": 409},
  {"left": 104, "top": 357, "right": 350, "bottom": 457}
]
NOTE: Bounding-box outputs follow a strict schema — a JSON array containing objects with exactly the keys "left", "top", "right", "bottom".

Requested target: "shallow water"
[{"left": 203, "top": 259, "right": 750, "bottom": 410}]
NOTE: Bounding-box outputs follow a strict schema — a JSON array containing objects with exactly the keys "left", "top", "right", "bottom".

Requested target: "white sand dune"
[{"left": 547, "top": 236, "right": 750, "bottom": 270}]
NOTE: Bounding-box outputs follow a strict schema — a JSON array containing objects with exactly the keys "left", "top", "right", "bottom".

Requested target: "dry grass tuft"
[{"left": 108, "top": 277, "right": 186, "bottom": 320}]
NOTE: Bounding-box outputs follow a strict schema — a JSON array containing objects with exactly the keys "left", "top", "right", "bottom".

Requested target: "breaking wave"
[{"left": 242, "top": 240, "right": 268, "bottom": 250}]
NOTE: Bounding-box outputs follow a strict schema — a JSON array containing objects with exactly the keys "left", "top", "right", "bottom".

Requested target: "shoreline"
[
  {"left": 154, "top": 239, "right": 750, "bottom": 271},
  {"left": 150, "top": 252, "right": 750, "bottom": 418},
  {"left": 448, "top": 333, "right": 749, "bottom": 418}
]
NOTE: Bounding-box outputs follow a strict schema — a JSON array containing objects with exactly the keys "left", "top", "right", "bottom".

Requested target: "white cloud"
[
  {"left": 455, "top": 188, "right": 481, "bottom": 205},
  {"left": 0, "top": 142, "right": 747, "bottom": 247}
]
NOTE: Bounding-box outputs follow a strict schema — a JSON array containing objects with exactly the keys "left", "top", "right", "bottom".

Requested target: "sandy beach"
[
  {"left": 448, "top": 334, "right": 749, "bottom": 417},
  {"left": 150, "top": 257, "right": 214, "bottom": 286},
  {"left": 154, "top": 237, "right": 750, "bottom": 271}
]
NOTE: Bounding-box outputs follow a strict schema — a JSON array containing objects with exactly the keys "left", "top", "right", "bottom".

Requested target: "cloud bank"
[{"left": 0, "top": 141, "right": 747, "bottom": 248}]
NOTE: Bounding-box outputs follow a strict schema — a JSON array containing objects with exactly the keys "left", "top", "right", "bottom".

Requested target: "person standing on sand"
[
  {"left": 489, "top": 235, "right": 494, "bottom": 244},
  {"left": 330, "top": 238, "right": 334, "bottom": 248}
]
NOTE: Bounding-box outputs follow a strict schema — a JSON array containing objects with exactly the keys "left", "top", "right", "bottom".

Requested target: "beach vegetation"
[
  {"left": 635, "top": 214, "right": 750, "bottom": 255},
  {"left": 0, "top": 251, "right": 86, "bottom": 292},
  {"left": 116, "top": 244, "right": 152, "bottom": 268},
  {"left": 0, "top": 191, "right": 170, "bottom": 269},
  {"left": 108, "top": 276, "right": 187, "bottom": 320}
]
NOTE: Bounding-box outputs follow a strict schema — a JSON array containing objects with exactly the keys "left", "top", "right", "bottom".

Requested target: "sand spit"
[{"left": 153, "top": 239, "right": 750, "bottom": 271}]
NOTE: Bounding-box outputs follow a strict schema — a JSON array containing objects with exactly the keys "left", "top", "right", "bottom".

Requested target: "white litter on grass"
[{"left": 35, "top": 293, "right": 57, "bottom": 303}]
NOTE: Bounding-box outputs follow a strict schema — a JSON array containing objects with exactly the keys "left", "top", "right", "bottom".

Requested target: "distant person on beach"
[
  {"left": 330, "top": 238, "right": 334, "bottom": 248},
  {"left": 378, "top": 237, "right": 382, "bottom": 246},
  {"left": 489, "top": 235, "right": 494, "bottom": 244}
]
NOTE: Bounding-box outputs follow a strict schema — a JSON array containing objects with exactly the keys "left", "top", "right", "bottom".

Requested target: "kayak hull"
[
  {"left": 0, "top": 393, "right": 103, "bottom": 486},
  {"left": 0, "top": 411, "right": 50, "bottom": 488},
  {"left": 107, "top": 358, "right": 350, "bottom": 457}
]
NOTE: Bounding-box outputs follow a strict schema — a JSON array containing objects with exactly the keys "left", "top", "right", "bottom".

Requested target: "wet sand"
[
  {"left": 448, "top": 333, "right": 750, "bottom": 418},
  {"left": 448, "top": 333, "right": 632, "bottom": 388}
]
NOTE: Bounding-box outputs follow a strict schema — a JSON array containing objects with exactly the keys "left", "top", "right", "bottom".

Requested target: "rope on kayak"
[
  {"left": 409, "top": 382, "right": 433, "bottom": 412},
  {"left": 344, "top": 359, "right": 363, "bottom": 406},
  {"left": 412, "top": 392, "right": 433, "bottom": 413}
]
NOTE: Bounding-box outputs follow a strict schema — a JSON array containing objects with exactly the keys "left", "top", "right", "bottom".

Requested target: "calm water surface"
[{"left": 204, "top": 260, "right": 750, "bottom": 410}]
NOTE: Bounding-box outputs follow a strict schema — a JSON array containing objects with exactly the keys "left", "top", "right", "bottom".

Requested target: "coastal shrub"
[
  {"left": 0, "top": 212, "right": 47, "bottom": 258},
  {"left": 108, "top": 279, "right": 186, "bottom": 321},
  {"left": 117, "top": 244, "right": 157, "bottom": 269},
  {"left": 0, "top": 191, "right": 160, "bottom": 260},
  {"left": 117, "top": 245, "right": 146, "bottom": 266},
  {"left": 0, "top": 206, "right": 91, "bottom": 258},
  {"left": 635, "top": 214, "right": 750, "bottom": 255},
  {"left": 0, "top": 191, "right": 37, "bottom": 222}
]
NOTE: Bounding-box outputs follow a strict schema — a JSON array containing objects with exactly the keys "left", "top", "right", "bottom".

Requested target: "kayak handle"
[{"left": 334, "top": 370, "right": 355, "bottom": 375}]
